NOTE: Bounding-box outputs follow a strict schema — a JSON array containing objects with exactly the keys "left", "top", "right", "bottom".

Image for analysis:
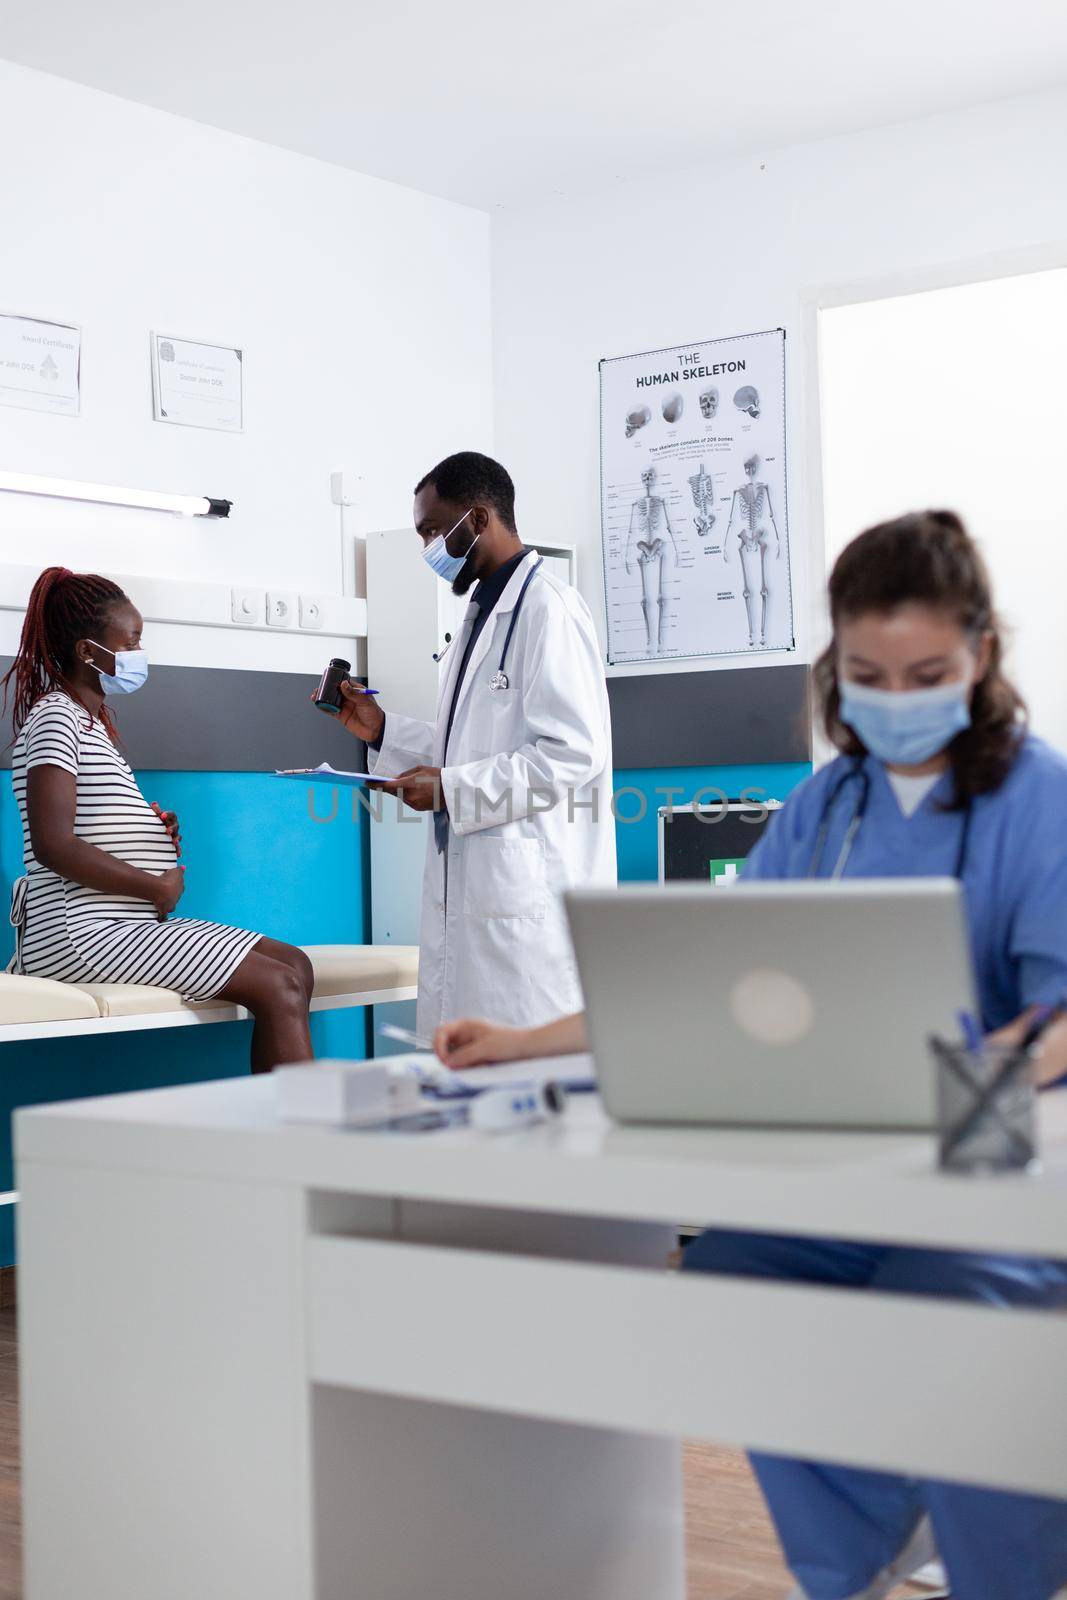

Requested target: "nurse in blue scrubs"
[
  {"left": 682, "top": 508, "right": 1067, "bottom": 1600},
  {"left": 435, "top": 508, "right": 1067, "bottom": 1600}
]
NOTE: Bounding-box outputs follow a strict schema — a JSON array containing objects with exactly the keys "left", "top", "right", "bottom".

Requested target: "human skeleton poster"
[{"left": 599, "top": 328, "right": 794, "bottom": 665}]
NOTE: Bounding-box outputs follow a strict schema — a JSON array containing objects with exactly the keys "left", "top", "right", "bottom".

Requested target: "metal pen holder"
[{"left": 932, "top": 1039, "right": 1039, "bottom": 1174}]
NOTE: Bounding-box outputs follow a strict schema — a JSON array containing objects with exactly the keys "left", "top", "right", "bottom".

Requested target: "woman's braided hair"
[{"left": 2, "top": 566, "right": 128, "bottom": 742}]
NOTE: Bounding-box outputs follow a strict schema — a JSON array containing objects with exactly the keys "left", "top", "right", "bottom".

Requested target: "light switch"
[{"left": 231, "top": 587, "right": 264, "bottom": 625}]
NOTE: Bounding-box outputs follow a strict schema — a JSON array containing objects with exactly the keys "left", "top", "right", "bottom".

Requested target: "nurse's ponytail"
[{"left": 814, "top": 510, "right": 1025, "bottom": 807}]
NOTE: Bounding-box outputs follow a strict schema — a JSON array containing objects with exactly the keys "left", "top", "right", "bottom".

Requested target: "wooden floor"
[
  {"left": 0, "top": 1310, "right": 20, "bottom": 1600},
  {"left": 0, "top": 1307, "right": 933, "bottom": 1600},
  {"left": 685, "top": 1441, "right": 793, "bottom": 1598}
]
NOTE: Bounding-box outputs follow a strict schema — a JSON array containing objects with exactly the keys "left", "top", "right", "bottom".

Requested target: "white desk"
[{"left": 16, "top": 1070, "right": 1067, "bottom": 1600}]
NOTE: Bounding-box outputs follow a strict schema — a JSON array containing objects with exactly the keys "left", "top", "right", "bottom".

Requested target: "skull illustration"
[
  {"left": 699, "top": 388, "right": 719, "bottom": 420},
  {"left": 744, "top": 453, "right": 761, "bottom": 478},
  {"left": 734, "top": 385, "right": 761, "bottom": 419},
  {"left": 661, "top": 392, "right": 684, "bottom": 424},
  {"left": 640, "top": 465, "right": 657, "bottom": 491},
  {"left": 625, "top": 405, "right": 651, "bottom": 439}
]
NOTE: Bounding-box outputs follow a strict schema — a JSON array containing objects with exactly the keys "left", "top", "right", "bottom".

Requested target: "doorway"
[{"left": 819, "top": 267, "right": 1067, "bottom": 753}]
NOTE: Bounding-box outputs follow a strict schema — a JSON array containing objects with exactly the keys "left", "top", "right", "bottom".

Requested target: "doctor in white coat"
[{"left": 333, "top": 452, "right": 616, "bottom": 1033}]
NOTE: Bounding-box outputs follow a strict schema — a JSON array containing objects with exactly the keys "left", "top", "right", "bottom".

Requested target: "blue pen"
[{"left": 957, "top": 1009, "right": 984, "bottom": 1055}]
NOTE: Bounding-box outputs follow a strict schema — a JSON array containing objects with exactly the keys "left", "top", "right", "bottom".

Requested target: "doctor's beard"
[{"left": 452, "top": 557, "right": 480, "bottom": 597}]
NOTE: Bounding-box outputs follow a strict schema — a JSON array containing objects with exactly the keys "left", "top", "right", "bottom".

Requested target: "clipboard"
[{"left": 275, "top": 763, "right": 376, "bottom": 786}]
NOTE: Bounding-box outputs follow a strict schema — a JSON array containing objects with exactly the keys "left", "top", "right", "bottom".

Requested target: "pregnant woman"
[{"left": 3, "top": 566, "right": 314, "bottom": 1073}]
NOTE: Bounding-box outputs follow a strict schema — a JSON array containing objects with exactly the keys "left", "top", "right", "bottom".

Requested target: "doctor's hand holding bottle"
[
  {"left": 333, "top": 680, "right": 443, "bottom": 811},
  {"left": 334, "top": 679, "right": 385, "bottom": 744}
]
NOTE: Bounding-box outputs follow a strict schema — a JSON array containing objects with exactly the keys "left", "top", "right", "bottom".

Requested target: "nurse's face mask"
[
  {"left": 84, "top": 640, "right": 149, "bottom": 696},
  {"left": 838, "top": 679, "right": 972, "bottom": 766},
  {"left": 422, "top": 509, "right": 479, "bottom": 584},
  {"left": 836, "top": 611, "right": 982, "bottom": 767}
]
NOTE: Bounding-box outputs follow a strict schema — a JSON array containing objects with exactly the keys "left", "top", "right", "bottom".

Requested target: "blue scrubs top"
[{"left": 744, "top": 733, "right": 1067, "bottom": 1032}]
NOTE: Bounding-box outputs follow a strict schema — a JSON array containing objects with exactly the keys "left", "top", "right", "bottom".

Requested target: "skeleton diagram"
[
  {"left": 724, "top": 453, "right": 781, "bottom": 648},
  {"left": 625, "top": 464, "right": 678, "bottom": 656},
  {"left": 688, "top": 462, "right": 716, "bottom": 538}
]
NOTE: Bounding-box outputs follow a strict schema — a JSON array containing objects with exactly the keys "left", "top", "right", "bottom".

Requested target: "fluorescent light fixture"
[{"left": 0, "top": 470, "right": 231, "bottom": 518}]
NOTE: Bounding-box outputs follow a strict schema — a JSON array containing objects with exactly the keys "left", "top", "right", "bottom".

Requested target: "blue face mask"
[
  {"left": 838, "top": 679, "right": 972, "bottom": 766},
  {"left": 422, "top": 509, "right": 479, "bottom": 583},
  {"left": 86, "top": 640, "right": 149, "bottom": 696}
]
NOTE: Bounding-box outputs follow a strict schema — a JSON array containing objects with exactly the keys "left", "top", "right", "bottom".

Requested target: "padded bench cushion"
[
  {"left": 0, "top": 945, "right": 419, "bottom": 1028},
  {"left": 73, "top": 983, "right": 189, "bottom": 1019},
  {"left": 300, "top": 944, "right": 419, "bottom": 997},
  {"left": 75, "top": 947, "right": 419, "bottom": 1016},
  {"left": 0, "top": 972, "right": 100, "bottom": 1024}
]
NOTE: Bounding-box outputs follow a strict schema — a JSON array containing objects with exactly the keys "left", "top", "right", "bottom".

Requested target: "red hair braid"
[{"left": 2, "top": 566, "right": 128, "bottom": 742}]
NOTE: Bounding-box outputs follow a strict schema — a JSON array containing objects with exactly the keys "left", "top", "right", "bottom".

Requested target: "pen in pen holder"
[{"left": 930, "top": 1036, "right": 1039, "bottom": 1174}]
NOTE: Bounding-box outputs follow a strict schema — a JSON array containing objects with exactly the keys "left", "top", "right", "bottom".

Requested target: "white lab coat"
[{"left": 369, "top": 552, "right": 617, "bottom": 1033}]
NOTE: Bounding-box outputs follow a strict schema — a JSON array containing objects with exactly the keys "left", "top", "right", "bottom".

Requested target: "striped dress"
[{"left": 9, "top": 691, "right": 260, "bottom": 1001}]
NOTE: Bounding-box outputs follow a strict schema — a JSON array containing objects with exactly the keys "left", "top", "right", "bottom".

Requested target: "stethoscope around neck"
[
  {"left": 809, "top": 756, "right": 973, "bottom": 880},
  {"left": 432, "top": 556, "right": 543, "bottom": 692}
]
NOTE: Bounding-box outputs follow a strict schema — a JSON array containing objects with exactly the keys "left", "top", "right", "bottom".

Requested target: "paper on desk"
[{"left": 275, "top": 763, "right": 375, "bottom": 785}]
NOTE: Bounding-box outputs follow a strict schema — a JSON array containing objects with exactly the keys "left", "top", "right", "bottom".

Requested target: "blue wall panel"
[
  {"left": 0, "top": 770, "right": 369, "bottom": 1267},
  {"left": 613, "top": 762, "right": 810, "bottom": 882},
  {"left": 1, "top": 771, "right": 370, "bottom": 963}
]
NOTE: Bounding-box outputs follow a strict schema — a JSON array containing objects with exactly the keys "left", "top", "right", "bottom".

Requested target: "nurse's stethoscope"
[
  {"left": 809, "top": 756, "right": 974, "bottom": 880},
  {"left": 433, "top": 557, "right": 544, "bottom": 693}
]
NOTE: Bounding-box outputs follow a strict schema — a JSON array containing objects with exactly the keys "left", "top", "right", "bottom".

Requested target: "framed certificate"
[
  {"left": 0, "top": 311, "right": 81, "bottom": 417},
  {"left": 151, "top": 331, "right": 243, "bottom": 432}
]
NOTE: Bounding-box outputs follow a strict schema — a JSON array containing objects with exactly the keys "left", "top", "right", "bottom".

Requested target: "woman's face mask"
[
  {"left": 838, "top": 679, "right": 971, "bottom": 766},
  {"left": 835, "top": 607, "right": 986, "bottom": 767},
  {"left": 84, "top": 640, "right": 149, "bottom": 696}
]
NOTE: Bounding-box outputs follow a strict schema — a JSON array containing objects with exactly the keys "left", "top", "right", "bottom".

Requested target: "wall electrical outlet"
[
  {"left": 299, "top": 595, "right": 323, "bottom": 630},
  {"left": 266, "top": 590, "right": 298, "bottom": 628},
  {"left": 231, "top": 587, "right": 264, "bottom": 625}
]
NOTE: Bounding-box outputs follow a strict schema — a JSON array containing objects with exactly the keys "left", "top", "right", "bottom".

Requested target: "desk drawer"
[{"left": 306, "top": 1232, "right": 1067, "bottom": 1497}]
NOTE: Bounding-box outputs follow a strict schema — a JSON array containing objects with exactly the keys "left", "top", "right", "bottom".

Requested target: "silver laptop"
[{"left": 565, "top": 879, "right": 976, "bottom": 1131}]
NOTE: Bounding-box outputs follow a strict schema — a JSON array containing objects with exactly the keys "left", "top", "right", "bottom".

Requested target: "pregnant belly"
[{"left": 77, "top": 820, "right": 178, "bottom": 875}]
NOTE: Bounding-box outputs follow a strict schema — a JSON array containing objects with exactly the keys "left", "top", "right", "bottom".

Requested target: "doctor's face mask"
[{"left": 421, "top": 509, "right": 479, "bottom": 585}]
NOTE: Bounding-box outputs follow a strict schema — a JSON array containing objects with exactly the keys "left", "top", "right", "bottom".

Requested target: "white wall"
[
  {"left": 0, "top": 60, "right": 493, "bottom": 670},
  {"left": 491, "top": 87, "right": 1067, "bottom": 685},
  {"left": 821, "top": 269, "right": 1067, "bottom": 754}
]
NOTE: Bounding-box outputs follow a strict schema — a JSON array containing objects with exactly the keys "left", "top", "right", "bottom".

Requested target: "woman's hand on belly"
[
  {"left": 150, "top": 866, "right": 187, "bottom": 920},
  {"left": 150, "top": 802, "right": 182, "bottom": 857}
]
